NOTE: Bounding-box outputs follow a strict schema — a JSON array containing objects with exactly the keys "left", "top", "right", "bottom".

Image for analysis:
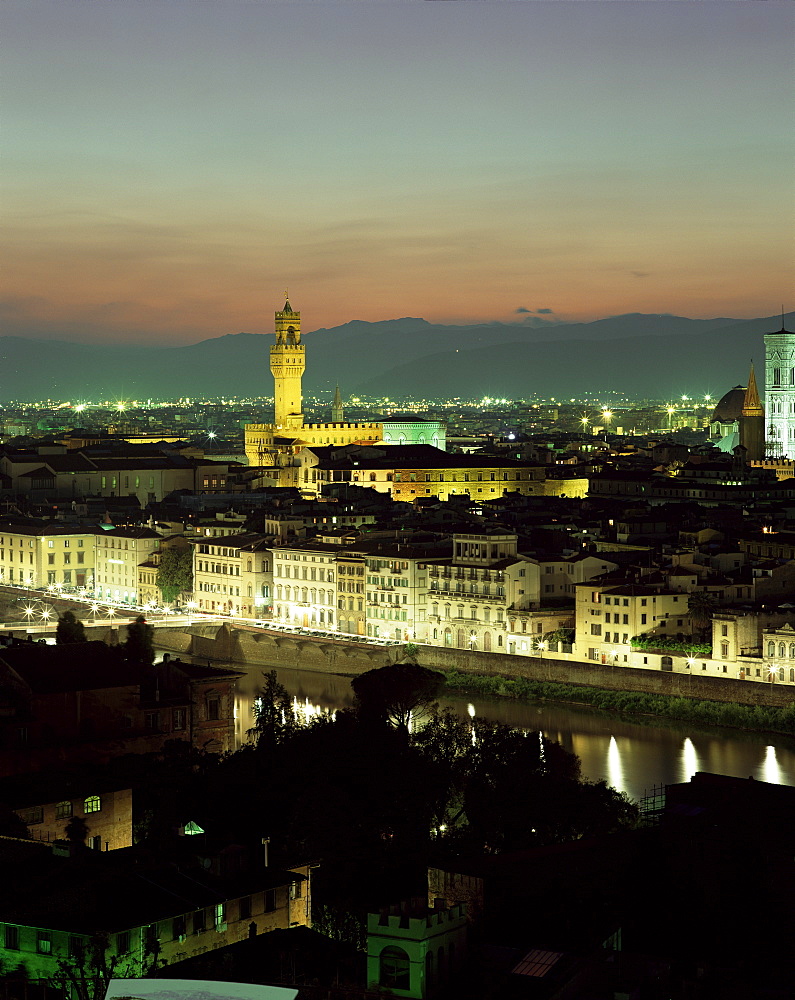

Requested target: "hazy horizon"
[{"left": 2, "top": 2, "right": 793, "bottom": 347}]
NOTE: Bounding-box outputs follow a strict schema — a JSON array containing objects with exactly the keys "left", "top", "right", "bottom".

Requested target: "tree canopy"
[
  {"left": 156, "top": 545, "right": 193, "bottom": 604},
  {"left": 351, "top": 662, "right": 445, "bottom": 729},
  {"left": 55, "top": 610, "right": 86, "bottom": 644},
  {"left": 688, "top": 591, "right": 719, "bottom": 636},
  {"left": 248, "top": 669, "right": 301, "bottom": 751},
  {"left": 124, "top": 615, "right": 155, "bottom": 665}
]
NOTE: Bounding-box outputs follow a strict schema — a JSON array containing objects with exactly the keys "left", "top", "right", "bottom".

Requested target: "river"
[{"left": 221, "top": 661, "right": 795, "bottom": 802}]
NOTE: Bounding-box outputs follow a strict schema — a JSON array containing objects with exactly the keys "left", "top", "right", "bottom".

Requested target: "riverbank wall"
[{"left": 149, "top": 623, "right": 795, "bottom": 710}]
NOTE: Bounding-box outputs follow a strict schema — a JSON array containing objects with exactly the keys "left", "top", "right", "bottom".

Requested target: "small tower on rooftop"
[
  {"left": 331, "top": 385, "right": 344, "bottom": 423},
  {"left": 740, "top": 361, "right": 765, "bottom": 462}
]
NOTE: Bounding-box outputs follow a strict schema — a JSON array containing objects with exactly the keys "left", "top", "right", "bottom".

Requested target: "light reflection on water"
[{"left": 183, "top": 655, "right": 795, "bottom": 803}]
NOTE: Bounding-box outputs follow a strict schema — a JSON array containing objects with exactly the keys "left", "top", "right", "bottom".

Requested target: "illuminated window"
[
  {"left": 37, "top": 932, "right": 52, "bottom": 954},
  {"left": 84, "top": 795, "right": 101, "bottom": 814}
]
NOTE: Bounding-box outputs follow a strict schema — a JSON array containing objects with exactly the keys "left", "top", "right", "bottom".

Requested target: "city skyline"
[{"left": 2, "top": 1, "right": 793, "bottom": 347}]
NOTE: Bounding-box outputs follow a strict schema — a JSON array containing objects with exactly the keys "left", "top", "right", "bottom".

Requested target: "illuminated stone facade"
[
  {"left": 764, "top": 322, "right": 795, "bottom": 457},
  {"left": 244, "top": 298, "right": 444, "bottom": 469},
  {"left": 0, "top": 522, "right": 96, "bottom": 590}
]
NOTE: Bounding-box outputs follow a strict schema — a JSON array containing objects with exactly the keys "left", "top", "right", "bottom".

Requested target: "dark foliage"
[
  {"left": 55, "top": 610, "right": 86, "bottom": 644},
  {"left": 351, "top": 661, "right": 445, "bottom": 729},
  {"left": 124, "top": 615, "right": 154, "bottom": 665}
]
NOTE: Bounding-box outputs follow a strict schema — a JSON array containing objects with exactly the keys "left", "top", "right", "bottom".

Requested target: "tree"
[
  {"left": 56, "top": 610, "right": 86, "bottom": 644},
  {"left": 248, "top": 669, "right": 301, "bottom": 750},
  {"left": 413, "top": 712, "right": 638, "bottom": 852},
  {"left": 124, "top": 615, "right": 154, "bottom": 665},
  {"left": 49, "top": 932, "right": 136, "bottom": 1000},
  {"left": 64, "top": 815, "right": 89, "bottom": 847},
  {"left": 351, "top": 662, "right": 445, "bottom": 730},
  {"left": 156, "top": 545, "right": 193, "bottom": 604},
  {"left": 688, "top": 591, "right": 719, "bottom": 638}
]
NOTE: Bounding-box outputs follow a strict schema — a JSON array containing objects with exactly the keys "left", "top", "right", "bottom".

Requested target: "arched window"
[
  {"left": 380, "top": 947, "right": 410, "bottom": 990},
  {"left": 790, "top": 643, "right": 795, "bottom": 658},
  {"left": 484, "top": 631, "right": 492, "bottom": 652},
  {"left": 457, "top": 628, "right": 466, "bottom": 648},
  {"left": 779, "top": 643, "right": 786, "bottom": 658},
  {"left": 425, "top": 950, "right": 434, "bottom": 988},
  {"left": 768, "top": 641, "right": 776, "bottom": 657},
  {"left": 84, "top": 795, "right": 101, "bottom": 814},
  {"left": 247, "top": 559, "right": 252, "bottom": 572}
]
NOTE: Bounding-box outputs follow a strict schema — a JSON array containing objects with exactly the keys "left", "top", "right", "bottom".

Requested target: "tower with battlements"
[{"left": 270, "top": 299, "right": 305, "bottom": 431}]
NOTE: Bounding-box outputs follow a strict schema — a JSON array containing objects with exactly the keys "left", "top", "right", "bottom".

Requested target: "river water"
[{"left": 222, "top": 661, "right": 795, "bottom": 803}]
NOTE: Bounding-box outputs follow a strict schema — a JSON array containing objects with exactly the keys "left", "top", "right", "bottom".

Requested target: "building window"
[
  {"left": 193, "top": 910, "right": 206, "bottom": 933},
  {"left": 4, "top": 926, "right": 19, "bottom": 950},
  {"left": 116, "top": 931, "right": 130, "bottom": 954},
  {"left": 380, "top": 947, "right": 411, "bottom": 990},
  {"left": 84, "top": 795, "right": 101, "bottom": 814},
  {"left": 55, "top": 800, "right": 73, "bottom": 819},
  {"left": 37, "top": 932, "right": 52, "bottom": 954},
  {"left": 173, "top": 708, "right": 186, "bottom": 731},
  {"left": 264, "top": 889, "right": 277, "bottom": 912},
  {"left": 207, "top": 697, "right": 220, "bottom": 721},
  {"left": 172, "top": 916, "right": 186, "bottom": 941},
  {"left": 239, "top": 896, "right": 251, "bottom": 920},
  {"left": 290, "top": 879, "right": 302, "bottom": 900}
]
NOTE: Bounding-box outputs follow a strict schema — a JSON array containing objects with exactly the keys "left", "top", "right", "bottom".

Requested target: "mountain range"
[{"left": 1, "top": 312, "right": 791, "bottom": 404}]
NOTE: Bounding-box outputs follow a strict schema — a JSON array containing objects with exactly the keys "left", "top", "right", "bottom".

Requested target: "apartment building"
[
  {"left": 94, "top": 526, "right": 162, "bottom": 605},
  {"left": 423, "top": 533, "right": 519, "bottom": 652},
  {"left": 271, "top": 543, "right": 339, "bottom": 630},
  {"left": 0, "top": 521, "right": 97, "bottom": 590},
  {"left": 193, "top": 532, "right": 272, "bottom": 617},
  {"left": 0, "top": 838, "right": 311, "bottom": 981},
  {"left": 575, "top": 579, "right": 689, "bottom": 665}
]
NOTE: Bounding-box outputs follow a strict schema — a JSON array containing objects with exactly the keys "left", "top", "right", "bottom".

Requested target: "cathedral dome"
[{"left": 710, "top": 386, "right": 746, "bottom": 424}]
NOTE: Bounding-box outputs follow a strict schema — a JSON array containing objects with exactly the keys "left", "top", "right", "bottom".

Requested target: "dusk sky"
[{"left": 3, "top": 1, "right": 793, "bottom": 346}]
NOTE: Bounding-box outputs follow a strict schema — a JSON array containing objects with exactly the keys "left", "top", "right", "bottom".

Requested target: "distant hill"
[{"left": 0, "top": 313, "right": 791, "bottom": 403}]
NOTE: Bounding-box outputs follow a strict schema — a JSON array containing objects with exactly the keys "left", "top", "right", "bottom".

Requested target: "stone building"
[
  {"left": 244, "top": 299, "right": 443, "bottom": 471},
  {"left": 367, "top": 899, "right": 467, "bottom": 998}
]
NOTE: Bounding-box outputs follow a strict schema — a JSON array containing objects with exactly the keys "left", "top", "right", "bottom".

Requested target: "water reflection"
[
  {"left": 606, "top": 736, "right": 627, "bottom": 796},
  {"left": 681, "top": 736, "right": 699, "bottom": 784},
  {"left": 761, "top": 745, "right": 782, "bottom": 785},
  {"left": 177, "top": 654, "right": 795, "bottom": 803}
]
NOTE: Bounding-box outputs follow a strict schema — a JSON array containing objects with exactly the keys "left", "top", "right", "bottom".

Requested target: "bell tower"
[
  {"left": 764, "top": 316, "right": 795, "bottom": 457},
  {"left": 270, "top": 297, "right": 305, "bottom": 431}
]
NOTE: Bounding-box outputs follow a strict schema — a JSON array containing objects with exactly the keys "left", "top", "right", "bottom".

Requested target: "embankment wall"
[{"left": 150, "top": 624, "right": 795, "bottom": 709}]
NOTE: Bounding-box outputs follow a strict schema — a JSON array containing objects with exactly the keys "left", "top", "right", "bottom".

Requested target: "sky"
[{"left": 2, "top": 1, "right": 793, "bottom": 346}]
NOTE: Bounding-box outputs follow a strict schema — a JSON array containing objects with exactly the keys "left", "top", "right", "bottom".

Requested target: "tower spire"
[
  {"left": 742, "top": 361, "right": 763, "bottom": 416},
  {"left": 331, "top": 385, "right": 344, "bottom": 423}
]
